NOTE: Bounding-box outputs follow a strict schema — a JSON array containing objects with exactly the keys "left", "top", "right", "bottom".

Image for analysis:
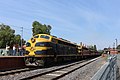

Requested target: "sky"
[{"left": 0, "top": 0, "right": 120, "bottom": 49}]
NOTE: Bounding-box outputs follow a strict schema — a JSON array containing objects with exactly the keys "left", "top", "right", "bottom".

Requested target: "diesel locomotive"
[{"left": 24, "top": 34, "right": 100, "bottom": 66}]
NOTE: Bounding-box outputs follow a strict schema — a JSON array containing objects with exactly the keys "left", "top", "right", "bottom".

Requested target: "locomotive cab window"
[
  {"left": 26, "top": 42, "right": 31, "bottom": 47},
  {"left": 40, "top": 35, "right": 50, "bottom": 39},
  {"left": 34, "top": 35, "right": 39, "bottom": 38}
]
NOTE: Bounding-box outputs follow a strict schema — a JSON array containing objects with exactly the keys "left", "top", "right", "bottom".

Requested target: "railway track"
[
  {"left": 0, "top": 67, "right": 40, "bottom": 77},
  {"left": 21, "top": 57, "right": 99, "bottom": 80},
  {"left": 0, "top": 68, "right": 30, "bottom": 76},
  {"left": 0, "top": 57, "right": 100, "bottom": 80}
]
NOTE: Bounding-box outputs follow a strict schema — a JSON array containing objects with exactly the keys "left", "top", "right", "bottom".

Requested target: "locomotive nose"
[
  {"left": 30, "top": 47, "right": 35, "bottom": 51},
  {"left": 28, "top": 47, "right": 36, "bottom": 56}
]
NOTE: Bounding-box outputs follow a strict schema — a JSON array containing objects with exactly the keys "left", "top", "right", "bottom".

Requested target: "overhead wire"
[{"left": 0, "top": 22, "right": 32, "bottom": 41}]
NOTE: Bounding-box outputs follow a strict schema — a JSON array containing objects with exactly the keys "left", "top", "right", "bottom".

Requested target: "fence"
[
  {"left": 0, "top": 49, "right": 8, "bottom": 56},
  {"left": 91, "top": 55, "right": 117, "bottom": 80},
  {"left": 0, "top": 49, "right": 24, "bottom": 56}
]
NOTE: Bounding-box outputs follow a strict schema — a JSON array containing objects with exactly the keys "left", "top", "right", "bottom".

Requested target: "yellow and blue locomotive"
[{"left": 25, "top": 34, "right": 78, "bottom": 66}]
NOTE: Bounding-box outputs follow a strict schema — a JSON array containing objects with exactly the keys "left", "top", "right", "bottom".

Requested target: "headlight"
[{"left": 31, "top": 38, "right": 36, "bottom": 43}]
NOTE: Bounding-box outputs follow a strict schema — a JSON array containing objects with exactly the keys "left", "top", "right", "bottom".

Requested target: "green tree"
[
  {"left": 93, "top": 45, "right": 97, "bottom": 50},
  {"left": 117, "top": 45, "right": 120, "bottom": 49},
  {"left": 88, "top": 45, "right": 97, "bottom": 51},
  {"left": 32, "top": 21, "right": 52, "bottom": 36},
  {"left": 98, "top": 50, "right": 103, "bottom": 54},
  {"left": 0, "top": 24, "right": 25, "bottom": 48}
]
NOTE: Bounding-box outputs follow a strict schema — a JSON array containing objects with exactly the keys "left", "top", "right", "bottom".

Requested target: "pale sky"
[{"left": 0, "top": 0, "right": 120, "bottom": 49}]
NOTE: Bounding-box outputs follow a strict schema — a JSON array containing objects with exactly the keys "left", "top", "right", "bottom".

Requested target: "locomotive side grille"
[
  {"left": 35, "top": 42, "right": 51, "bottom": 47},
  {"left": 34, "top": 50, "right": 47, "bottom": 55}
]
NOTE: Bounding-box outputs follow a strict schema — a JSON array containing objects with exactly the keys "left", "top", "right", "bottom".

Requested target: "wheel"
[{"left": 35, "top": 60, "right": 45, "bottom": 66}]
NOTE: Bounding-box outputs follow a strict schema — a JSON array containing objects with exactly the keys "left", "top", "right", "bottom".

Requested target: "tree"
[
  {"left": 93, "top": 45, "right": 97, "bottom": 50},
  {"left": 0, "top": 24, "right": 25, "bottom": 48},
  {"left": 32, "top": 21, "right": 52, "bottom": 36},
  {"left": 117, "top": 45, "right": 120, "bottom": 49},
  {"left": 98, "top": 50, "right": 104, "bottom": 54},
  {"left": 88, "top": 45, "right": 97, "bottom": 51}
]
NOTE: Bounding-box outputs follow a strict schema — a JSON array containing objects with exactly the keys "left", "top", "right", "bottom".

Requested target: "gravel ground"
[{"left": 59, "top": 56, "right": 106, "bottom": 80}]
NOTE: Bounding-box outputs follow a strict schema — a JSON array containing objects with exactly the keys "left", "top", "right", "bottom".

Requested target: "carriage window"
[
  {"left": 34, "top": 35, "right": 39, "bottom": 38},
  {"left": 40, "top": 35, "right": 50, "bottom": 39},
  {"left": 52, "top": 38, "right": 58, "bottom": 43},
  {"left": 52, "top": 38, "right": 56, "bottom": 43}
]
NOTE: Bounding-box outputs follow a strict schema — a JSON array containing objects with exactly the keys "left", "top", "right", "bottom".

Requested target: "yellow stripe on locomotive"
[{"left": 25, "top": 34, "right": 53, "bottom": 56}]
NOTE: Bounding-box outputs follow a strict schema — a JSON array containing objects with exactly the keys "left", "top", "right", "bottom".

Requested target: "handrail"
[{"left": 91, "top": 55, "right": 117, "bottom": 80}]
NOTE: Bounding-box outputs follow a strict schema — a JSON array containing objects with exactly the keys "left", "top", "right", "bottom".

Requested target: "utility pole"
[
  {"left": 113, "top": 42, "right": 115, "bottom": 49},
  {"left": 21, "top": 27, "right": 23, "bottom": 48},
  {"left": 115, "top": 39, "right": 118, "bottom": 49},
  {"left": 115, "top": 39, "right": 118, "bottom": 54}
]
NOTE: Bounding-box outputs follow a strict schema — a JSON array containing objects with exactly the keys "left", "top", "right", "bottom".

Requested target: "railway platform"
[{"left": 0, "top": 56, "right": 25, "bottom": 71}]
